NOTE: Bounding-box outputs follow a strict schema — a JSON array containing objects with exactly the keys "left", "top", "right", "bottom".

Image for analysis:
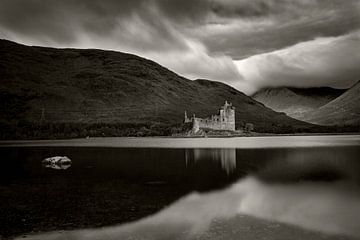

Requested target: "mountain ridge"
[
  {"left": 252, "top": 86, "right": 347, "bottom": 119},
  {"left": 0, "top": 39, "right": 324, "bottom": 138}
]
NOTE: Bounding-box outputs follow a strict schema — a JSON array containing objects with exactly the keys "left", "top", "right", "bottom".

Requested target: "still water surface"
[{"left": 1, "top": 136, "right": 360, "bottom": 239}]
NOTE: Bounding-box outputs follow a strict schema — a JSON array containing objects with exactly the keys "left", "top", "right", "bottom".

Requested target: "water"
[{"left": 0, "top": 136, "right": 360, "bottom": 239}]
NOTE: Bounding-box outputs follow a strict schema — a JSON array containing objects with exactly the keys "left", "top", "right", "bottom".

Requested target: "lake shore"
[
  {"left": 15, "top": 215, "right": 352, "bottom": 240},
  {"left": 172, "top": 131, "right": 360, "bottom": 138},
  {"left": 1, "top": 134, "right": 359, "bottom": 149}
]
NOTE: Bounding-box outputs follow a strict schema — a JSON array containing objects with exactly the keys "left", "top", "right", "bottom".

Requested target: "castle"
[{"left": 184, "top": 101, "right": 235, "bottom": 133}]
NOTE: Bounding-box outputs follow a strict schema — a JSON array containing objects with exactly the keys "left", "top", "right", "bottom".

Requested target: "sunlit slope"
[
  {"left": 252, "top": 87, "right": 346, "bottom": 119},
  {"left": 302, "top": 81, "right": 360, "bottom": 126}
]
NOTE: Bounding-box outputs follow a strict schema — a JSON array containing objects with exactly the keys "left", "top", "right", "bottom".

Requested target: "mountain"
[
  {"left": 301, "top": 81, "right": 360, "bottom": 126},
  {"left": 252, "top": 87, "right": 347, "bottom": 119},
  {"left": 0, "top": 39, "right": 316, "bottom": 138}
]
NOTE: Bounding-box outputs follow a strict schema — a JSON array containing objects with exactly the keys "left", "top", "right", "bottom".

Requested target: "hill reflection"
[
  {"left": 20, "top": 156, "right": 360, "bottom": 240},
  {"left": 3, "top": 144, "right": 360, "bottom": 239}
]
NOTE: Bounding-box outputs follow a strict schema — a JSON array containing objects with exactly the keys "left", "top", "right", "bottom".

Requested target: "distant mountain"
[
  {"left": 301, "top": 81, "right": 360, "bottom": 126},
  {"left": 0, "top": 39, "right": 316, "bottom": 138},
  {"left": 252, "top": 87, "right": 347, "bottom": 119}
]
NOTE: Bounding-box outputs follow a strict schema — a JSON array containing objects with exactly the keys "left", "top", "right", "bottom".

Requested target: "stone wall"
[{"left": 188, "top": 101, "right": 235, "bottom": 133}]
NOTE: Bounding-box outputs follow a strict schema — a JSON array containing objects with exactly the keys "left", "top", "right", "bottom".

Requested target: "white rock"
[{"left": 42, "top": 156, "right": 72, "bottom": 170}]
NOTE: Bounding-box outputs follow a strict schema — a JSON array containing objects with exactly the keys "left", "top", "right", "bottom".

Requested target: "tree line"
[{"left": 0, "top": 120, "right": 358, "bottom": 140}]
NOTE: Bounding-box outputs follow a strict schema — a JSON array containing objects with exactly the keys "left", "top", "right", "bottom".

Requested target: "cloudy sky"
[{"left": 1, "top": 0, "right": 359, "bottom": 94}]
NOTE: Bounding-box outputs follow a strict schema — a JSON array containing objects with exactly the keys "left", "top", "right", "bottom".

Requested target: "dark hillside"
[{"left": 0, "top": 40, "right": 319, "bottom": 138}]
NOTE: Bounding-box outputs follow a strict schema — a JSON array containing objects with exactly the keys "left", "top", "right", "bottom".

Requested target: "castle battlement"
[{"left": 184, "top": 101, "right": 235, "bottom": 133}]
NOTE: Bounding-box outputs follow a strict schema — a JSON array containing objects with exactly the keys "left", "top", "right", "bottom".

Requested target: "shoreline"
[
  {"left": 12, "top": 214, "right": 350, "bottom": 240},
  {"left": 170, "top": 131, "right": 360, "bottom": 138},
  {"left": 1, "top": 132, "right": 360, "bottom": 141},
  {"left": 1, "top": 134, "right": 359, "bottom": 149}
]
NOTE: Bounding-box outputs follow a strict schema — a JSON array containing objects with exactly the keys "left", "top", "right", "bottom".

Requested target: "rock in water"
[{"left": 42, "top": 156, "right": 72, "bottom": 170}]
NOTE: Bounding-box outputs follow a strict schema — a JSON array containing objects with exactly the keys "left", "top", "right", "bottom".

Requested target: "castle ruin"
[{"left": 184, "top": 101, "right": 235, "bottom": 133}]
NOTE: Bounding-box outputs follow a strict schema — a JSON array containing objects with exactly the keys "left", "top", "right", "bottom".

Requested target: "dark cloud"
[
  {"left": 0, "top": 0, "right": 149, "bottom": 43},
  {"left": 211, "top": 0, "right": 272, "bottom": 18},
  {"left": 0, "top": 0, "right": 359, "bottom": 94},
  {"left": 1, "top": 0, "right": 358, "bottom": 54},
  {"left": 0, "top": 0, "right": 208, "bottom": 45},
  {"left": 205, "top": 13, "right": 360, "bottom": 59},
  {"left": 0, "top": 0, "right": 77, "bottom": 42},
  {"left": 156, "top": 0, "right": 210, "bottom": 24},
  {"left": 201, "top": 0, "right": 360, "bottom": 59}
]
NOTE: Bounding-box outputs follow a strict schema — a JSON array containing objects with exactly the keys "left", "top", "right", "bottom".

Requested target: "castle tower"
[
  {"left": 220, "top": 101, "right": 235, "bottom": 130},
  {"left": 184, "top": 110, "right": 193, "bottom": 123}
]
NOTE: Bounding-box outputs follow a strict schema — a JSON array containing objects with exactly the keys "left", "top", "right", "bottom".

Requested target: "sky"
[{"left": 0, "top": 0, "right": 359, "bottom": 94}]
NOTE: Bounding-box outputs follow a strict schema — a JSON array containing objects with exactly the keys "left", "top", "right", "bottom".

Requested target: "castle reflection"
[{"left": 185, "top": 148, "right": 236, "bottom": 174}]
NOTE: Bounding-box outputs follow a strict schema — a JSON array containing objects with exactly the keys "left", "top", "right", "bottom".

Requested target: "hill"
[
  {"left": 301, "top": 81, "right": 360, "bottom": 126},
  {"left": 252, "top": 87, "right": 347, "bottom": 119},
  {"left": 0, "top": 40, "right": 319, "bottom": 139}
]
